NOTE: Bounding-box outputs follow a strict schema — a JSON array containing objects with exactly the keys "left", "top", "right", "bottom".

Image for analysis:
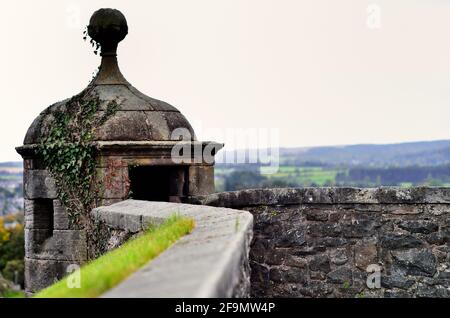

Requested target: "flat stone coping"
[
  {"left": 91, "top": 200, "right": 253, "bottom": 298},
  {"left": 95, "top": 140, "right": 223, "bottom": 147},
  {"left": 16, "top": 140, "right": 224, "bottom": 156},
  {"left": 188, "top": 187, "right": 450, "bottom": 207}
]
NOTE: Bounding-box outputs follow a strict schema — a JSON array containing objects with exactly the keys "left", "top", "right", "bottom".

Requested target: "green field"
[
  {"left": 262, "top": 166, "right": 341, "bottom": 186},
  {"left": 216, "top": 166, "right": 345, "bottom": 191}
]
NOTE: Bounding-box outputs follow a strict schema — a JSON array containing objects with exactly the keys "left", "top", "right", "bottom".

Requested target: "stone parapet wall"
[
  {"left": 190, "top": 188, "right": 450, "bottom": 298},
  {"left": 92, "top": 200, "right": 253, "bottom": 297},
  {"left": 190, "top": 187, "right": 450, "bottom": 207}
]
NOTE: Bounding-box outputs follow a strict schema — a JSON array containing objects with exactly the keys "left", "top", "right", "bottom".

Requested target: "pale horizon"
[{"left": 2, "top": 0, "right": 450, "bottom": 162}]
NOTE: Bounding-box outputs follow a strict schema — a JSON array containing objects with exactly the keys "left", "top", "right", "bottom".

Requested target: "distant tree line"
[
  {"left": 0, "top": 214, "right": 24, "bottom": 288},
  {"left": 224, "top": 170, "right": 299, "bottom": 191},
  {"left": 336, "top": 165, "right": 450, "bottom": 186},
  {"left": 220, "top": 164, "right": 450, "bottom": 191}
]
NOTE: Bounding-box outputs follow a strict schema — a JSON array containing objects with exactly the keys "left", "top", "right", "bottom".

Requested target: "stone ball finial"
[{"left": 87, "top": 8, "right": 128, "bottom": 55}]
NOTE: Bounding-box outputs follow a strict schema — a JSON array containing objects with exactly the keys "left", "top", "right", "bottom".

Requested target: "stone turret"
[{"left": 16, "top": 8, "right": 222, "bottom": 293}]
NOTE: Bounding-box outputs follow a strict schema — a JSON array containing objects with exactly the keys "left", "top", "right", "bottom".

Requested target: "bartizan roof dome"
[{"left": 24, "top": 8, "right": 196, "bottom": 145}]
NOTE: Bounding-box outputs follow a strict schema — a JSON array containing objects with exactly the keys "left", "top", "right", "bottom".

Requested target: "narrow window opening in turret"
[
  {"left": 128, "top": 166, "right": 187, "bottom": 203},
  {"left": 34, "top": 199, "right": 54, "bottom": 239}
]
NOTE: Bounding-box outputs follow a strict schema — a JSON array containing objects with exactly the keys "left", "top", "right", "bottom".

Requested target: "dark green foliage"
[
  {"left": 83, "top": 26, "right": 101, "bottom": 55},
  {"left": 38, "top": 88, "right": 118, "bottom": 232},
  {"left": 223, "top": 169, "right": 312, "bottom": 191},
  {"left": 0, "top": 228, "right": 24, "bottom": 271},
  {"left": 336, "top": 165, "right": 450, "bottom": 186},
  {"left": 3, "top": 259, "right": 24, "bottom": 287},
  {"left": 0, "top": 222, "right": 24, "bottom": 289},
  {"left": 224, "top": 170, "right": 265, "bottom": 191}
]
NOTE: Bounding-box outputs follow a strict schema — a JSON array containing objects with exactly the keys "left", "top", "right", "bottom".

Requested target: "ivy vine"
[
  {"left": 38, "top": 88, "right": 119, "bottom": 238},
  {"left": 83, "top": 26, "right": 101, "bottom": 55}
]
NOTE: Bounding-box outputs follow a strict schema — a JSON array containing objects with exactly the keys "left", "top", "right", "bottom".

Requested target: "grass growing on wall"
[
  {"left": 34, "top": 215, "right": 195, "bottom": 298},
  {"left": 3, "top": 290, "right": 25, "bottom": 298}
]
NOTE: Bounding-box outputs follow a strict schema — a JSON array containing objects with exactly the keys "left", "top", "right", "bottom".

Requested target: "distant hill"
[
  {"left": 279, "top": 140, "right": 450, "bottom": 167},
  {"left": 217, "top": 140, "right": 450, "bottom": 167},
  {"left": 0, "top": 162, "right": 22, "bottom": 168},
  {"left": 216, "top": 140, "right": 450, "bottom": 190}
]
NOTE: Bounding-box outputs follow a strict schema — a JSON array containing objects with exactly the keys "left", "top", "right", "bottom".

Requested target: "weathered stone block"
[
  {"left": 310, "top": 270, "right": 327, "bottom": 280},
  {"left": 442, "top": 226, "right": 450, "bottom": 243},
  {"left": 96, "top": 166, "right": 129, "bottom": 199},
  {"left": 316, "top": 237, "right": 348, "bottom": 247},
  {"left": 24, "top": 170, "right": 57, "bottom": 199},
  {"left": 25, "top": 228, "right": 52, "bottom": 254},
  {"left": 307, "top": 223, "right": 341, "bottom": 237},
  {"left": 426, "top": 204, "right": 450, "bottom": 216},
  {"left": 328, "top": 212, "right": 342, "bottom": 223},
  {"left": 381, "top": 275, "right": 415, "bottom": 289},
  {"left": 309, "top": 254, "right": 331, "bottom": 273},
  {"left": 275, "top": 227, "right": 306, "bottom": 247},
  {"left": 53, "top": 200, "right": 69, "bottom": 230},
  {"left": 250, "top": 263, "right": 270, "bottom": 294},
  {"left": 330, "top": 248, "right": 349, "bottom": 266},
  {"left": 433, "top": 246, "right": 450, "bottom": 263},
  {"left": 305, "top": 209, "right": 329, "bottom": 222},
  {"left": 425, "top": 232, "right": 445, "bottom": 245},
  {"left": 257, "top": 221, "right": 283, "bottom": 237},
  {"left": 284, "top": 255, "right": 307, "bottom": 268},
  {"left": 384, "top": 289, "right": 412, "bottom": 298},
  {"left": 95, "top": 209, "right": 142, "bottom": 232},
  {"left": 249, "top": 238, "right": 267, "bottom": 263},
  {"left": 265, "top": 248, "right": 287, "bottom": 265},
  {"left": 342, "top": 220, "right": 375, "bottom": 238},
  {"left": 269, "top": 266, "right": 307, "bottom": 284},
  {"left": 380, "top": 233, "right": 423, "bottom": 249},
  {"left": 290, "top": 245, "right": 326, "bottom": 256},
  {"left": 398, "top": 220, "right": 438, "bottom": 234},
  {"left": 438, "top": 271, "right": 450, "bottom": 279},
  {"left": 384, "top": 204, "right": 423, "bottom": 215},
  {"left": 354, "top": 241, "right": 378, "bottom": 270},
  {"left": 25, "top": 258, "right": 80, "bottom": 293},
  {"left": 415, "top": 284, "right": 449, "bottom": 298},
  {"left": 25, "top": 229, "right": 87, "bottom": 261},
  {"left": 188, "top": 165, "right": 215, "bottom": 196},
  {"left": 391, "top": 248, "right": 437, "bottom": 277},
  {"left": 299, "top": 281, "right": 333, "bottom": 297},
  {"left": 327, "top": 267, "right": 353, "bottom": 284}
]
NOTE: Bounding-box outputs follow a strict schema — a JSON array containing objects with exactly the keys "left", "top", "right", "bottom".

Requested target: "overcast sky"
[{"left": 1, "top": 0, "right": 450, "bottom": 161}]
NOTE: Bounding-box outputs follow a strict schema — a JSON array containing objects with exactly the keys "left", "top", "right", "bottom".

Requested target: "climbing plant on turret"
[{"left": 38, "top": 90, "right": 118, "bottom": 232}]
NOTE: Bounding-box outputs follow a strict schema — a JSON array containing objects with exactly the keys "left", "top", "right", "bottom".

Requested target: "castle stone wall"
[
  {"left": 92, "top": 200, "right": 253, "bottom": 297},
  {"left": 190, "top": 188, "right": 450, "bottom": 298},
  {"left": 23, "top": 168, "right": 86, "bottom": 293}
]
